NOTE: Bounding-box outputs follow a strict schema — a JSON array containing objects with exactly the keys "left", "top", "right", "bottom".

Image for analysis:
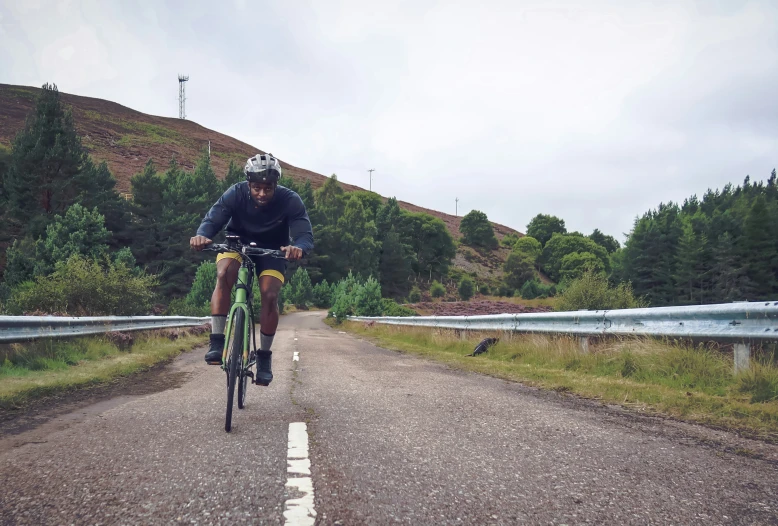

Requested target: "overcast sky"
[{"left": 2, "top": 0, "right": 777, "bottom": 241}]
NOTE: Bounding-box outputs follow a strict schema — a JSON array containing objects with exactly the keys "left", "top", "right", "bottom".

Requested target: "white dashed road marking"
[
  {"left": 293, "top": 352, "right": 300, "bottom": 362},
  {"left": 284, "top": 422, "right": 316, "bottom": 525}
]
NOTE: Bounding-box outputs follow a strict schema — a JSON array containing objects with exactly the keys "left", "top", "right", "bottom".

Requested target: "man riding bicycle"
[{"left": 190, "top": 153, "right": 314, "bottom": 386}]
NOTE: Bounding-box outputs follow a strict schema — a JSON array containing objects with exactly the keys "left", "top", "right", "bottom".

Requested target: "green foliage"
[
  {"left": 408, "top": 285, "right": 422, "bottom": 303},
  {"left": 518, "top": 279, "right": 556, "bottom": 300},
  {"left": 379, "top": 227, "right": 413, "bottom": 300},
  {"left": 3, "top": 83, "right": 87, "bottom": 232},
  {"left": 513, "top": 236, "right": 542, "bottom": 262},
  {"left": 328, "top": 271, "right": 361, "bottom": 321},
  {"left": 7, "top": 255, "right": 157, "bottom": 316},
  {"left": 381, "top": 298, "right": 417, "bottom": 317},
  {"left": 3, "top": 237, "right": 37, "bottom": 287},
  {"left": 312, "top": 280, "right": 333, "bottom": 308},
  {"left": 558, "top": 251, "right": 606, "bottom": 284},
  {"left": 556, "top": 269, "right": 647, "bottom": 312},
  {"left": 459, "top": 210, "right": 498, "bottom": 249},
  {"left": 430, "top": 280, "right": 446, "bottom": 298},
  {"left": 540, "top": 233, "right": 609, "bottom": 282},
  {"left": 398, "top": 212, "right": 456, "bottom": 279},
  {"left": 458, "top": 277, "right": 475, "bottom": 301},
  {"left": 526, "top": 214, "right": 567, "bottom": 247},
  {"left": 184, "top": 261, "right": 217, "bottom": 309},
  {"left": 621, "top": 174, "right": 778, "bottom": 305},
  {"left": 287, "top": 267, "right": 314, "bottom": 307},
  {"left": 222, "top": 160, "right": 244, "bottom": 190},
  {"left": 34, "top": 204, "right": 110, "bottom": 277},
  {"left": 588, "top": 229, "right": 620, "bottom": 253},
  {"left": 354, "top": 277, "right": 383, "bottom": 316},
  {"left": 500, "top": 232, "right": 521, "bottom": 247},
  {"left": 504, "top": 252, "right": 536, "bottom": 289}
]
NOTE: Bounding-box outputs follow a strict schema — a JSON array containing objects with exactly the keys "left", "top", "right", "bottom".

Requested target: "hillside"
[{"left": 0, "top": 83, "right": 519, "bottom": 244}]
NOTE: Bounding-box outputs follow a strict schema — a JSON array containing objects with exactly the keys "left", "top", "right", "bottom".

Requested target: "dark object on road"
[{"left": 467, "top": 337, "right": 499, "bottom": 356}]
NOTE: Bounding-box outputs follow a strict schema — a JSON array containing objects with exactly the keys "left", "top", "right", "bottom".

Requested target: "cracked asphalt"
[{"left": 1, "top": 311, "right": 777, "bottom": 525}]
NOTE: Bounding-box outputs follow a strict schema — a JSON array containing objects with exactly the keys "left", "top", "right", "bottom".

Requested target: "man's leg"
[
  {"left": 205, "top": 256, "right": 240, "bottom": 365},
  {"left": 255, "top": 274, "right": 283, "bottom": 385}
]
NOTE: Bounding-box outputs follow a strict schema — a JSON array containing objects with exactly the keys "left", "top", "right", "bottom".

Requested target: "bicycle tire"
[
  {"left": 225, "top": 308, "right": 245, "bottom": 432},
  {"left": 237, "top": 356, "right": 248, "bottom": 409}
]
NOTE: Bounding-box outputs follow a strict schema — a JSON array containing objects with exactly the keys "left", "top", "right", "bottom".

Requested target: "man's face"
[{"left": 249, "top": 181, "right": 275, "bottom": 206}]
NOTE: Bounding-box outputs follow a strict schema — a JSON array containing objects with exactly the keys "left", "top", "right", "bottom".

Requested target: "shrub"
[
  {"left": 354, "top": 277, "right": 383, "bottom": 316},
  {"left": 460, "top": 210, "right": 498, "bottom": 248},
  {"left": 430, "top": 281, "right": 446, "bottom": 298},
  {"left": 513, "top": 236, "right": 542, "bottom": 262},
  {"left": 479, "top": 284, "right": 490, "bottom": 296},
  {"left": 312, "top": 280, "right": 333, "bottom": 308},
  {"left": 504, "top": 251, "right": 536, "bottom": 289},
  {"left": 8, "top": 255, "right": 157, "bottom": 316},
  {"left": 408, "top": 285, "right": 422, "bottom": 303},
  {"left": 458, "top": 277, "right": 475, "bottom": 301},
  {"left": 556, "top": 270, "right": 647, "bottom": 311},
  {"left": 381, "top": 298, "right": 417, "bottom": 317},
  {"left": 519, "top": 279, "right": 541, "bottom": 300},
  {"left": 287, "top": 267, "right": 314, "bottom": 307},
  {"left": 497, "top": 283, "right": 514, "bottom": 297},
  {"left": 558, "top": 251, "right": 606, "bottom": 284}
]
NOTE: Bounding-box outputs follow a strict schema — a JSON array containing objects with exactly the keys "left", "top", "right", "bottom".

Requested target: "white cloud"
[{"left": 1, "top": 0, "right": 777, "bottom": 238}]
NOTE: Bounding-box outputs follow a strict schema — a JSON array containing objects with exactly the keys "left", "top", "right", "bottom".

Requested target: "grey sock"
[
  {"left": 211, "top": 315, "right": 227, "bottom": 335},
  {"left": 260, "top": 332, "right": 275, "bottom": 351}
]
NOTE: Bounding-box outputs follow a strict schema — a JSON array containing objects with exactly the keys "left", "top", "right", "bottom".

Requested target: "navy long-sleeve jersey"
[{"left": 196, "top": 182, "right": 314, "bottom": 254}]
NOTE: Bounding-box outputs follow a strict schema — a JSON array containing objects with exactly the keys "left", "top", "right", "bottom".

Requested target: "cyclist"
[{"left": 190, "top": 153, "right": 314, "bottom": 386}]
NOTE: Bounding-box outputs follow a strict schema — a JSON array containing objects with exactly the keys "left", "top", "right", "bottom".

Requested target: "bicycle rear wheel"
[{"left": 225, "top": 308, "right": 245, "bottom": 432}]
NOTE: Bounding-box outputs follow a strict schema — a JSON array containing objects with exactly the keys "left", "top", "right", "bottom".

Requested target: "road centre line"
[
  {"left": 293, "top": 352, "right": 299, "bottom": 362},
  {"left": 284, "top": 422, "right": 316, "bottom": 525}
]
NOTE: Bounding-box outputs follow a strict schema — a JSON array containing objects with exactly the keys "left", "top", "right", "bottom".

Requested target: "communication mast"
[{"left": 178, "top": 75, "right": 189, "bottom": 119}]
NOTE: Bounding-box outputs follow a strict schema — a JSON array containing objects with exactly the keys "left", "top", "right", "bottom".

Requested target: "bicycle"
[{"left": 203, "top": 236, "right": 286, "bottom": 432}]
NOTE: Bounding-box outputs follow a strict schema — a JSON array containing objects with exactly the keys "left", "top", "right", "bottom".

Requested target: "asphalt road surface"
[{"left": 2, "top": 311, "right": 777, "bottom": 525}]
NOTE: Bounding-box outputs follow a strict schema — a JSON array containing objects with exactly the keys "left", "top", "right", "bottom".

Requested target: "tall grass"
[
  {"left": 340, "top": 322, "right": 778, "bottom": 439},
  {"left": 0, "top": 330, "right": 208, "bottom": 408}
]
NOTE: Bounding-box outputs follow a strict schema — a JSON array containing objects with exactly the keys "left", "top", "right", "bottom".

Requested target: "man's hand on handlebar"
[
  {"left": 281, "top": 245, "right": 303, "bottom": 261},
  {"left": 190, "top": 235, "right": 212, "bottom": 251}
]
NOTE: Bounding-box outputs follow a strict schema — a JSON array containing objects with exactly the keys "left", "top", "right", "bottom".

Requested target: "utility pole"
[
  {"left": 178, "top": 74, "right": 189, "bottom": 119},
  {"left": 455, "top": 197, "right": 459, "bottom": 216},
  {"left": 368, "top": 168, "right": 375, "bottom": 191}
]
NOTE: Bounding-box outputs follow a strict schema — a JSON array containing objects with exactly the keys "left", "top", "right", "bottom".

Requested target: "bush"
[
  {"left": 460, "top": 210, "right": 498, "bottom": 249},
  {"left": 354, "top": 277, "right": 383, "bottom": 316},
  {"left": 513, "top": 236, "right": 542, "bottom": 262},
  {"left": 479, "top": 284, "right": 490, "bottom": 296},
  {"left": 408, "top": 285, "right": 422, "bottom": 303},
  {"left": 381, "top": 298, "right": 417, "bottom": 317},
  {"left": 458, "top": 277, "right": 475, "bottom": 301},
  {"left": 558, "top": 251, "right": 606, "bottom": 284},
  {"left": 287, "top": 267, "right": 314, "bottom": 307},
  {"left": 519, "top": 279, "right": 557, "bottom": 300},
  {"left": 328, "top": 272, "right": 361, "bottom": 321},
  {"left": 430, "top": 280, "right": 445, "bottom": 298},
  {"left": 504, "top": 251, "right": 536, "bottom": 289},
  {"left": 497, "top": 283, "right": 514, "bottom": 297},
  {"left": 8, "top": 255, "right": 158, "bottom": 316},
  {"left": 556, "top": 270, "right": 647, "bottom": 311},
  {"left": 312, "top": 280, "right": 333, "bottom": 308}
]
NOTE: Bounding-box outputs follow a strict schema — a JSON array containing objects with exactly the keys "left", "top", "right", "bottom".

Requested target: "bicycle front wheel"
[{"left": 225, "top": 308, "right": 245, "bottom": 432}]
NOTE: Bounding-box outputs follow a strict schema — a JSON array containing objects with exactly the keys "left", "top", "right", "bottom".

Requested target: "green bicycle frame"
[{"left": 221, "top": 264, "right": 253, "bottom": 368}]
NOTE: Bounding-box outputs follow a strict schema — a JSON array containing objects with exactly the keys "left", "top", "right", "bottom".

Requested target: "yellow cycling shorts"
[{"left": 216, "top": 252, "right": 286, "bottom": 284}]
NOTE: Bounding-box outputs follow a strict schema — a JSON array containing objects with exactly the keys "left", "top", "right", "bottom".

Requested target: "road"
[{"left": 1, "top": 311, "right": 777, "bottom": 525}]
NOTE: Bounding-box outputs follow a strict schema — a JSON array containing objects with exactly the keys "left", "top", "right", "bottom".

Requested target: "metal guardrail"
[
  {"left": 350, "top": 302, "right": 778, "bottom": 340},
  {"left": 0, "top": 315, "right": 210, "bottom": 344},
  {"left": 350, "top": 301, "right": 778, "bottom": 372}
]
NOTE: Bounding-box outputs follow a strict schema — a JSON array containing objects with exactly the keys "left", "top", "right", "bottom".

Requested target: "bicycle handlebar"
[{"left": 202, "top": 243, "right": 287, "bottom": 259}]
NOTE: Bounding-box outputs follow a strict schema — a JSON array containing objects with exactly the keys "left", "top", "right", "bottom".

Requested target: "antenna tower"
[
  {"left": 178, "top": 74, "right": 189, "bottom": 119},
  {"left": 368, "top": 168, "right": 375, "bottom": 191}
]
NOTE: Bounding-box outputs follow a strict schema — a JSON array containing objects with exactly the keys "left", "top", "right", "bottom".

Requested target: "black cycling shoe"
[
  {"left": 255, "top": 350, "right": 273, "bottom": 386},
  {"left": 204, "top": 334, "right": 225, "bottom": 365}
]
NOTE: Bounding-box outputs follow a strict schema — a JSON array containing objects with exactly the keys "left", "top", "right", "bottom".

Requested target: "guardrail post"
[
  {"left": 734, "top": 342, "right": 750, "bottom": 373},
  {"left": 578, "top": 336, "right": 590, "bottom": 354}
]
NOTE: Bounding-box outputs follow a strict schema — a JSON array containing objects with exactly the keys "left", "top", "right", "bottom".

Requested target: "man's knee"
[
  {"left": 216, "top": 262, "right": 238, "bottom": 286},
  {"left": 262, "top": 290, "right": 279, "bottom": 310}
]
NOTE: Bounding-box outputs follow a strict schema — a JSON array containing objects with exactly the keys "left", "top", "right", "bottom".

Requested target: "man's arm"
[
  {"left": 196, "top": 185, "right": 239, "bottom": 240},
  {"left": 285, "top": 193, "right": 314, "bottom": 257}
]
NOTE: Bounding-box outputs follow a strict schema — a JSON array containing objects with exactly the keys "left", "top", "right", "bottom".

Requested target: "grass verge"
[
  {"left": 334, "top": 320, "right": 778, "bottom": 441},
  {"left": 0, "top": 329, "right": 209, "bottom": 410}
]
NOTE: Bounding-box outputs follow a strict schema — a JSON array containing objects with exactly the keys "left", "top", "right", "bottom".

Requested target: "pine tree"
[
  {"left": 741, "top": 194, "right": 775, "bottom": 298},
  {"left": 711, "top": 232, "right": 749, "bottom": 302},
  {"left": 379, "top": 227, "right": 413, "bottom": 299},
  {"left": 4, "top": 83, "right": 88, "bottom": 236}
]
